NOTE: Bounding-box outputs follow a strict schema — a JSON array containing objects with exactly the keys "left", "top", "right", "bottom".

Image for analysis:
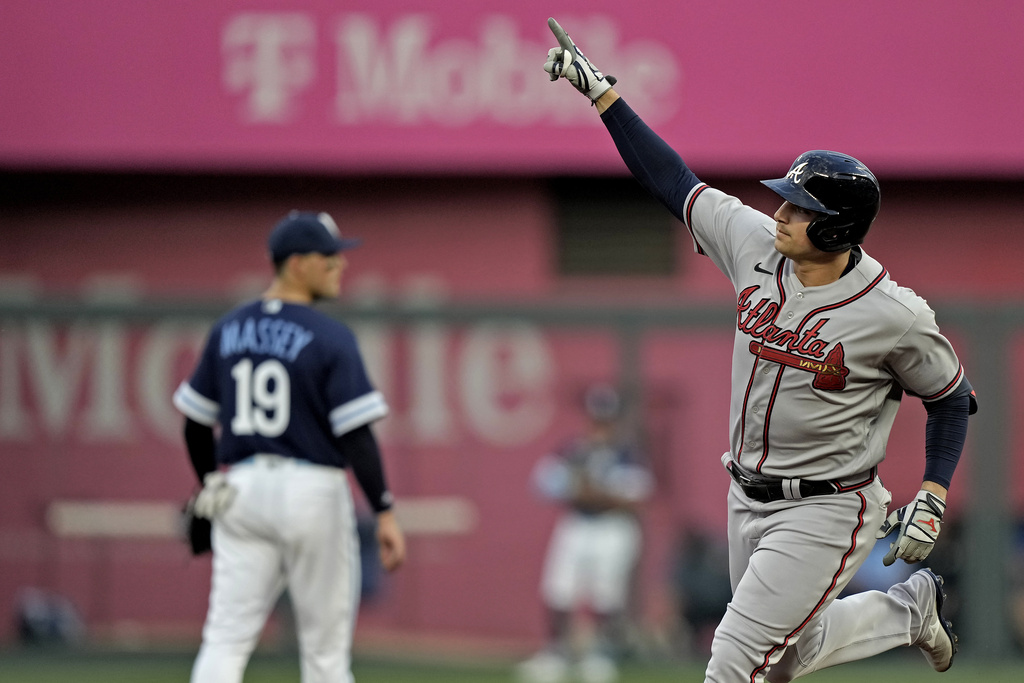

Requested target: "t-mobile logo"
[{"left": 222, "top": 13, "right": 317, "bottom": 122}]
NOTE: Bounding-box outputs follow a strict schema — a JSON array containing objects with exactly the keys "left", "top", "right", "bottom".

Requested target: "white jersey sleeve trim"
[
  {"left": 172, "top": 381, "right": 220, "bottom": 426},
  {"left": 330, "top": 390, "right": 390, "bottom": 436}
]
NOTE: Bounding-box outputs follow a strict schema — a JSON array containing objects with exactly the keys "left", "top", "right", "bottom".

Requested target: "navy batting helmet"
[{"left": 761, "top": 150, "right": 881, "bottom": 253}]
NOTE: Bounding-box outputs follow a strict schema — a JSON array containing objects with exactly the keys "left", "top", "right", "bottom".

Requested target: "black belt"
[{"left": 726, "top": 460, "right": 875, "bottom": 503}]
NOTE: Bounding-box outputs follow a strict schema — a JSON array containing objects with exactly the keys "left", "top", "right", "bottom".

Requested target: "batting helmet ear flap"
[
  {"left": 762, "top": 151, "right": 881, "bottom": 253},
  {"left": 806, "top": 207, "right": 871, "bottom": 252}
]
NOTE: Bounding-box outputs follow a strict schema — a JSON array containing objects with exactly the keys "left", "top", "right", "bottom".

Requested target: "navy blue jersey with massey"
[{"left": 173, "top": 298, "right": 388, "bottom": 467}]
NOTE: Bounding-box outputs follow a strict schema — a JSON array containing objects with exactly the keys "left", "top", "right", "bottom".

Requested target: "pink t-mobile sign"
[{"left": 1, "top": 1, "right": 1021, "bottom": 175}]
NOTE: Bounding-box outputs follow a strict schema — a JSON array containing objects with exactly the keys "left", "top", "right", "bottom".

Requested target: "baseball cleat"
[
  {"left": 577, "top": 653, "right": 618, "bottom": 683},
  {"left": 913, "top": 568, "right": 958, "bottom": 672},
  {"left": 515, "top": 649, "right": 570, "bottom": 683}
]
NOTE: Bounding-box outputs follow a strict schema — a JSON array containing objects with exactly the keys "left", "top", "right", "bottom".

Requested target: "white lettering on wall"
[
  {"left": 24, "top": 323, "right": 90, "bottom": 437},
  {"left": 332, "top": 13, "right": 428, "bottom": 124},
  {"left": 222, "top": 13, "right": 317, "bottom": 122},
  {"left": 404, "top": 276, "right": 453, "bottom": 443},
  {"left": 81, "top": 322, "right": 133, "bottom": 442},
  {"left": 348, "top": 320, "right": 394, "bottom": 437},
  {"left": 460, "top": 323, "right": 555, "bottom": 446},
  {"left": 0, "top": 321, "right": 208, "bottom": 443},
  {"left": 333, "top": 14, "right": 679, "bottom": 125},
  {"left": 219, "top": 13, "right": 680, "bottom": 127},
  {"left": 0, "top": 298, "right": 558, "bottom": 448},
  {"left": 0, "top": 326, "right": 28, "bottom": 440},
  {"left": 409, "top": 322, "right": 452, "bottom": 441}
]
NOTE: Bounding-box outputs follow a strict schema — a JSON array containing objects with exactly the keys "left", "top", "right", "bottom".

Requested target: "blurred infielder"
[
  {"left": 519, "top": 384, "right": 653, "bottom": 683},
  {"left": 543, "top": 18, "right": 976, "bottom": 683},
  {"left": 173, "top": 211, "right": 405, "bottom": 683}
]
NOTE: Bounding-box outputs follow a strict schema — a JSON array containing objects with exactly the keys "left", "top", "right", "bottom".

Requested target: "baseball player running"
[
  {"left": 543, "top": 18, "right": 976, "bottom": 683},
  {"left": 173, "top": 211, "right": 405, "bottom": 683}
]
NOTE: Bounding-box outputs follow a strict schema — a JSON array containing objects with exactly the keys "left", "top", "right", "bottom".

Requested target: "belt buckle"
[{"left": 728, "top": 461, "right": 754, "bottom": 486}]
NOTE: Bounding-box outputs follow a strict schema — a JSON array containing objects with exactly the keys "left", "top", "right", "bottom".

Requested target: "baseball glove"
[{"left": 183, "top": 494, "right": 212, "bottom": 556}]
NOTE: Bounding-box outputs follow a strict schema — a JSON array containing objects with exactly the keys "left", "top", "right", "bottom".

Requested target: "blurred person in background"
[
  {"left": 517, "top": 384, "right": 654, "bottom": 683},
  {"left": 1011, "top": 518, "right": 1024, "bottom": 652},
  {"left": 14, "top": 587, "right": 85, "bottom": 647},
  {"left": 173, "top": 211, "right": 405, "bottom": 683},
  {"left": 669, "top": 530, "right": 732, "bottom": 660}
]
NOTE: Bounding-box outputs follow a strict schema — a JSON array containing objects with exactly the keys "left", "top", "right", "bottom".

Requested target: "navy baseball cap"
[
  {"left": 268, "top": 211, "right": 361, "bottom": 262},
  {"left": 584, "top": 383, "right": 622, "bottom": 422}
]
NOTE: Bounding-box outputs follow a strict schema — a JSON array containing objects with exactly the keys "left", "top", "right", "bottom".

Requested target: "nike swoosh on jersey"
[{"left": 754, "top": 262, "right": 773, "bottom": 275}]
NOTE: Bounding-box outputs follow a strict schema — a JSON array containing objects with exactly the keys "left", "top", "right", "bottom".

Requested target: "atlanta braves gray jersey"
[{"left": 683, "top": 185, "right": 965, "bottom": 480}]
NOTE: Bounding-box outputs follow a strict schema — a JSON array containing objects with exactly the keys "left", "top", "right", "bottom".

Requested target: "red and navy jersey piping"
[
  {"left": 746, "top": 267, "right": 886, "bottom": 471},
  {"left": 921, "top": 365, "right": 964, "bottom": 401},
  {"left": 684, "top": 184, "right": 710, "bottom": 255},
  {"left": 794, "top": 268, "right": 887, "bottom": 331}
]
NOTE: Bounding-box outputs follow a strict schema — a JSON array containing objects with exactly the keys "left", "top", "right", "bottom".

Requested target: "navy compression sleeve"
[
  {"left": 184, "top": 417, "right": 217, "bottom": 484},
  {"left": 337, "top": 424, "right": 394, "bottom": 513},
  {"left": 600, "top": 98, "right": 702, "bottom": 220},
  {"left": 922, "top": 379, "right": 976, "bottom": 489}
]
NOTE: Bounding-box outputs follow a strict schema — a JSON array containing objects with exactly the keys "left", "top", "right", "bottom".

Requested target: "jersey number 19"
[{"left": 230, "top": 358, "right": 291, "bottom": 437}]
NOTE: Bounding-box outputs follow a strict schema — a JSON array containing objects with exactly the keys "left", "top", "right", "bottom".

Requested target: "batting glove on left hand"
[
  {"left": 876, "top": 489, "right": 946, "bottom": 566},
  {"left": 544, "top": 17, "right": 616, "bottom": 103},
  {"left": 192, "top": 471, "right": 237, "bottom": 519}
]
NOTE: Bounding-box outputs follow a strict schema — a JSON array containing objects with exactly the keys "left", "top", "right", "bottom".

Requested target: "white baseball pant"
[
  {"left": 541, "top": 511, "right": 641, "bottom": 613},
  {"left": 191, "top": 455, "right": 360, "bottom": 683}
]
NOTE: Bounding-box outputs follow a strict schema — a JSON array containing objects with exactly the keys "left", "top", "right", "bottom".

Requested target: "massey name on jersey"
[{"left": 219, "top": 316, "right": 314, "bottom": 362}]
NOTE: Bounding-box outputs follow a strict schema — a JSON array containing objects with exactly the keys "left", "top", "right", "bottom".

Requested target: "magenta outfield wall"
[
  {"left": 0, "top": 177, "right": 1020, "bottom": 647},
  {"left": 2, "top": 1, "right": 1023, "bottom": 175}
]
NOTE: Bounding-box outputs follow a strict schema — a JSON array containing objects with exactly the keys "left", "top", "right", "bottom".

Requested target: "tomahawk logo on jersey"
[{"left": 174, "top": 298, "right": 388, "bottom": 467}]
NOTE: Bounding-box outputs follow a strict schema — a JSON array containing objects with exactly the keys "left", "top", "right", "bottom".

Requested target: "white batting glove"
[
  {"left": 876, "top": 489, "right": 946, "bottom": 566},
  {"left": 544, "top": 17, "right": 616, "bottom": 103},
  {"left": 192, "top": 471, "right": 237, "bottom": 519}
]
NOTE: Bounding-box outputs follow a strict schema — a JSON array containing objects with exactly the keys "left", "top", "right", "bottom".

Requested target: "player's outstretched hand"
[
  {"left": 192, "top": 471, "right": 237, "bottom": 519},
  {"left": 544, "top": 17, "right": 616, "bottom": 103},
  {"left": 876, "top": 489, "right": 946, "bottom": 566},
  {"left": 376, "top": 510, "right": 407, "bottom": 572}
]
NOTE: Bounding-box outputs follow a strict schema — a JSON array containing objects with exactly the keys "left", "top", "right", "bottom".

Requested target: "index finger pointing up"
[{"left": 548, "top": 18, "right": 574, "bottom": 51}]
